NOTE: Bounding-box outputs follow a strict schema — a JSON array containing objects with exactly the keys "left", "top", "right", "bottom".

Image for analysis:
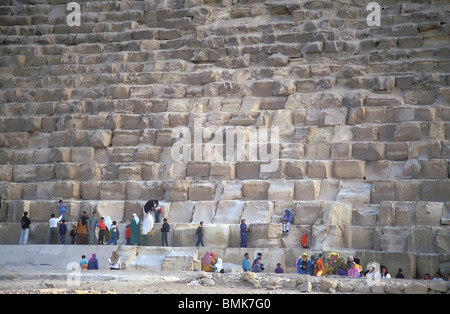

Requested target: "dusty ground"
[{"left": 0, "top": 269, "right": 305, "bottom": 294}]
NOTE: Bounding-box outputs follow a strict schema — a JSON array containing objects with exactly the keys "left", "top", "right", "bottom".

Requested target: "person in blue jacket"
[{"left": 296, "top": 253, "right": 313, "bottom": 274}]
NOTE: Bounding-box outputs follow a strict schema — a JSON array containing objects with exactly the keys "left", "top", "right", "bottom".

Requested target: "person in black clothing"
[
  {"left": 395, "top": 268, "right": 405, "bottom": 278},
  {"left": 160, "top": 218, "right": 170, "bottom": 246},
  {"left": 19, "top": 211, "right": 31, "bottom": 244}
]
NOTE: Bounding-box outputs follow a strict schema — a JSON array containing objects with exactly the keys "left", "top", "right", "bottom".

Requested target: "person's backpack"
[{"left": 195, "top": 226, "right": 202, "bottom": 236}]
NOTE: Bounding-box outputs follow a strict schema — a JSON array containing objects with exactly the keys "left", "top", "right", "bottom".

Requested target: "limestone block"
[
  {"left": 365, "top": 161, "right": 391, "bottom": 180},
  {"left": 155, "top": 129, "right": 173, "bottom": 147},
  {"left": 186, "top": 162, "right": 210, "bottom": 179},
  {"left": 54, "top": 164, "right": 80, "bottom": 180},
  {"left": 168, "top": 201, "right": 195, "bottom": 223},
  {"left": 330, "top": 143, "right": 352, "bottom": 160},
  {"left": 188, "top": 182, "right": 215, "bottom": 201},
  {"left": 213, "top": 200, "right": 245, "bottom": 224},
  {"left": 48, "top": 147, "right": 71, "bottom": 162},
  {"left": 6, "top": 200, "right": 30, "bottom": 222},
  {"left": 164, "top": 162, "right": 185, "bottom": 180},
  {"left": 111, "top": 130, "right": 141, "bottom": 146},
  {"left": 284, "top": 160, "right": 307, "bottom": 178},
  {"left": 337, "top": 181, "right": 371, "bottom": 204},
  {"left": 318, "top": 179, "right": 341, "bottom": 201},
  {"left": 100, "top": 182, "right": 126, "bottom": 200},
  {"left": 294, "top": 201, "right": 324, "bottom": 224},
  {"left": 410, "top": 227, "right": 435, "bottom": 253},
  {"left": 332, "top": 161, "right": 365, "bottom": 179},
  {"left": 371, "top": 181, "right": 395, "bottom": 203},
  {"left": 308, "top": 160, "right": 331, "bottom": 178},
  {"left": 71, "top": 147, "right": 94, "bottom": 163},
  {"left": 415, "top": 202, "right": 444, "bottom": 226},
  {"left": 385, "top": 142, "right": 409, "bottom": 160},
  {"left": 96, "top": 201, "right": 125, "bottom": 223},
  {"left": 319, "top": 108, "right": 347, "bottom": 126},
  {"left": 118, "top": 165, "right": 142, "bottom": 181},
  {"left": 394, "top": 122, "right": 422, "bottom": 141},
  {"left": 352, "top": 204, "right": 379, "bottom": 226},
  {"left": 221, "top": 182, "right": 243, "bottom": 200},
  {"left": 294, "top": 180, "right": 320, "bottom": 200},
  {"left": 268, "top": 180, "right": 294, "bottom": 200},
  {"left": 436, "top": 228, "right": 450, "bottom": 254},
  {"left": 36, "top": 182, "right": 54, "bottom": 200},
  {"left": 421, "top": 181, "right": 450, "bottom": 202},
  {"left": 241, "top": 201, "right": 274, "bottom": 225},
  {"left": 242, "top": 180, "right": 270, "bottom": 200},
  {"left": 134, "top": 145, "right": 162, "bottom": 162},
  {"left": 247, "top": 223, "right": 283, "bottom": 248},
  {"left": 12, "top": 165, "right": 37, "bottom": 182},
  {"left": 210, "top": 162, "right": 235, "bottom": 180},
  {"left": 378, "top": 227, "right": 409, "bottom": 252},
  {"left": 421, "top": 159, "right": 449, "bottom": 179},
  {"left": 29, "top": 201, "right": 55, "bottom": 221},
  {"left": 140, "top": 181, "right": 164, "bottom": 201},
  {"left": 343, "top": 226, "right": 374, "bottom": 249},
  {"left": 352, "top": 142, "right": 385, "bottom": 161},
  {"left": 192, "top": 201, "right": 216, "bottom": 224},
  {"left": 163, "top": 181, "right": 190, "bottom": 202},
  {"left": 80, "top": 182, "right": 100, "bottom": 199}
]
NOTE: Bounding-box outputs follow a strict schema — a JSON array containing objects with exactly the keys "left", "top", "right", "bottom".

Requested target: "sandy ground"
[{"left": 0, "top": 269, "right": 305, "bottom": 294}]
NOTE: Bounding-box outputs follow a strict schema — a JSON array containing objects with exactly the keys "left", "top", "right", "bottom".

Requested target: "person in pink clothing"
[{"left": 348, "top": 262, "right": 361, "bottom": 277}]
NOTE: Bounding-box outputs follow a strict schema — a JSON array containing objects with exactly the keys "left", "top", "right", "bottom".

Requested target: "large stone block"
[
  {"left": 415, "top": 202, "right": 444, "bottom": 226},
  {"left": 188, "top": 182, "right": 215, "bottom": 201},
  {"left": 167, "top": 201, "right": 195, "bottom": 223},
  {"left": 241, "top": 201, "right": 274, "bottom": 224},
  {"left": 337, "top": 181, "right": 371, "bottom": 204},
  {"left": 332, "top": 161, "right": 365, "bottom": 179},
  {"left": 352, "top": 142, "right": 385, "bottom": 161},
  {"left": 294, "top": 201, "right": 324, "bottom": 224},
  {"left": 394, "top": 122, "right": 422, "bottom": 141},
  {"left": 213, "top": 200, "right": 245, "bottom": 224},
  {"left": 192, "top": 201, "right": 216, "bottom": 224},
  {"left": 343, "top": 225, "right": 374, "bottom": 249},
  {"left": 235, "top": 162, "right": 260, "bottom": 179},
  {"left": 268, "top": 180, "right": 294, "bottom": 200},
  {"left": 294, "top": 180, "right": 320, "bottom": 200},
  {"left": 242, "top": 180, "right": 270, "bottom": 200},
  {"left": 96, "top": 201, "right": 125, "bottom": 223}
]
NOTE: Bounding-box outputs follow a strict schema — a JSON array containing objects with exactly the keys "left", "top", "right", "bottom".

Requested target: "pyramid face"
[{"left": 0, "top": 0, "right": 449, "bottom": 261}]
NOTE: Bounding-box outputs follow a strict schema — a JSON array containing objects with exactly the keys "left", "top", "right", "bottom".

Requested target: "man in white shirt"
[{"left": 49, "top": 214, "right": 62, "bottom": 244}]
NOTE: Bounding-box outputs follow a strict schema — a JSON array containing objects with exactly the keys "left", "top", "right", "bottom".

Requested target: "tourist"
[
  {"left": 366, "top": 263, "right": 381, "bottom": 281},
  {"left": 335, "top": 255, "right": 348, "bottom": 276},
  {"left": 104, "top": 216, "right": 112, "bottom": 243},
  {"left": 275, "top": 263, "right": 284, "bottom": 274},
  {"left": 252, "top": 252, "right": 264, "bottom": 272},
  {"left": 242, "top": 253, "right": 251, "bottom": 272},
  {"left": 240, "top": 218, "right": 249, "bottom": 247},
  {"left": 80, "top": 255, "right": 88, "bottom": 270},
  {"left": 75, "top": 214, "right": 88, "bottom": 244},
  {"left": 432, "top": 272, "right": 444, "bottom": 281},
  {"left": 154, "top": 200, "right": 162, "bottom": 223},
  {"left": 87, "top": 253, "right": 98, "bottom": 270},
  {"left": 313, "top": 255, "right": 325, "bottom": 276},
  {"left": 58, "top": 200, "right": 68, "bottom": 220},
  {"left": 87, "top": 211, "right": 98, "bottom": 245},
  {"left": 97, "top": 217, "right": 106, "bottom": 244},
  {"left": 395, "top": 268, "right": 405, "bottom": 278},
  {"left": 142, "top": 206, "right": 154, "bottom": 236},
  {"left": 348, "top": 262, "right": 361, "bottom": 277},
  {"left": 251, "top": 258, "right": 263, "bottom": 273},
  {"left": 281, "top": 209, "right": 293, "bottom": 235},
  {"left": 195, "top": 221, "right": 205, "bottom": 247},
  {"left": 130, "top": 213, "right": 140, "bottom": 245},
  {"left": 107, "top": 221, "right": 119, "bottom": 245},
  {"left": 49, "top": 213, "right": 62, "bottom": 244},
  {"left": 58, "top": 219, "right": 67, "bottom": 244},
  {"left": 380, "top": 265, "right": 391, "bottom": 278},
  {"left": 19, "top": 211, "right": 31, "bottom": 245},
  {"left": 354, "top": 257, "right": 363, "bottom": 272},
  {"left": 423, "top": 273, "right": 431, "bottom": 280},
  {"left": 69, "top": 225, "right": 76, "bottom": 244},
  {"left": 296, "top": 253, "right": 312, "bottom": 275},
  {"left": 161, "top": 218, "right": 170, "bottom": 246},
  {"left": 201, "top": 250, "right": 215, "bottom": 272},
  {"left": 125, "top": 225, "right": 131, "bottom": 245},
  {"left": 108, "top": 251, "right": 121, "bottom": 270},
  {"left": 301, "top": 232, "right": 310, "bottom": 248}
]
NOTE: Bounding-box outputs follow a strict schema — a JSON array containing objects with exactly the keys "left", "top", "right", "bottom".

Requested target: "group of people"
[
  {"left": 78, "top": 251, "right": 122, "bottom": 271},
  {"left": 200, "top": 250, "right": 224, "bottom": 273}
]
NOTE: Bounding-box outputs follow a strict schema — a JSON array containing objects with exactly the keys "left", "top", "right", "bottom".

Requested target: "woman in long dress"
[
  {"left": 141, "top": 206, "right": 154, "bottom": 236},
  {"left": 104, "top": 216, "right": 112, "bottom": 243},
  {"left": 130, "top": 213, "right": 140, "bottom": 245}
]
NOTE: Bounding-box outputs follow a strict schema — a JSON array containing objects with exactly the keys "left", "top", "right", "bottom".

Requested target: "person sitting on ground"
[
  {"left": 395, "top": 268, "right": 405, "bottom": 279},
  {"left": 80, "top": 255, "right": 88, "bottom": 270},
  {"left": 87, "top": 253, "right": 98, "bottom": 270},
  {"left": 313, "top": 255, "right": 325, "bottom": 276},
  {"left": 296, "top": 253, "right": 312, "bottom": 275},
  {"left": 366, "top": 263, "right": 381, "bottom": 281},
  {"left": 281, "top": 209, "right": 293, "bottom": 235},
  {"left": 201, "top": 250, "right": 216, "bottom": 272},
  {"left": 251, "top": 258, "right": 263, "bottom": 273},
  {"left": 380, "top": 265, "right": 391, "bottom": 278},
  {"left": 348, "top": 262, "right": 361, "bottom": 277},
  {"left": 275, "top": 263, "right": 284, "bottom": 274},
  {"left": 252, "top": 252, "right": 265, "bottom": 272}
]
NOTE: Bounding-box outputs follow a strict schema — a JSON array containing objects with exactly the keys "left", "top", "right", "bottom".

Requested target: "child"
[
  {"left": 154, "top": 200, "right": 162, "bottom": 223},
  {"left": 275, "top": 263, "right": 284, "bottom": 273},
  {"left": 107, "top": 221, "right": 118, "bottom": 245},
  {"left": 58, "top": 219, "right": 67, "bottom": 244},
  {"left": 125, "top": 224, "right": 131, "bottom": 245},
  {"left": 80, "top": 255, "right": 88, "bottom": 270},
  {"left": 69, "top": 225, "right": 77, "bottom": 244}
]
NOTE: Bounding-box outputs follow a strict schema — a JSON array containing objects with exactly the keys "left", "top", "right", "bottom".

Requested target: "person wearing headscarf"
[
  {"left": 75, "top": 213, "right": 88, "bottom": 244},
  {"left": 281, "top": 209, "right": 293, "bottom": 235},
  {"left": 104, "top": 216, "right": 112, "bottom": 243},
  {"left": 313, "top": 255, "right": 325, "bottom": 276},
  {"left": 108, "top": 251, "right": 121, "bottom": 270},
  {"left": 130, "top": 213, "right": 140, "bottom": 245},
  {"left": 296, "top": 253, "right": 313, "bottom": 275},
  {"left": 87, "top": 253, "right": 98, "bottom": 270},
  {"left": 240, "top": 218, "right": 249, "bottom": 248},
  {"left": 141, "top": 203, "right": 155, "bottom": 236},
  {"left": 348, "top": 262, "right": 360, "bottom": 277},
  {"left": 366, "top": 263, "right": 381, "bottom": 282},
  {"left": 201, "top": 251, "right": 215, "bottom": 272}
]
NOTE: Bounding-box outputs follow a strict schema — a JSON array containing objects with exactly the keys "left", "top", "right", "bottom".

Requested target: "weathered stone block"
[
  {"left": 168, "top": 201, "right": 195, "bottom": 223},
  {"left": 192, "top": 201, "right": 216, "bottom": 224},
  {"left": 294, "top": 180, "right": 320, "bottom": 200},
  {"left": 100, "top": 182, "right": 126, "bottom": 200},
  {"left": 188, "top": 182, "right": 215, "bottom": 201},
  {"left": 332, "top": 161, "right": 365, "bottom": 179},
  {"left": 235, "top": 162, "right": 260, "bottom": 180},
  {"left": 352, "top": 143, "right": 385, "bottom": 161},
  {"left": 394, "top": 122, "right": 421, "bottom": 141},
  {"left": 71, "top": 147, "right": 94, "bottom": 163},
  {"left": 163, "top": 181, "right": 190, "bottom": 202},
  {"left": 89, "top": 130, "right": 112, "bottom": 147},
  {"left": 308, "top": 160, "right": 331, "bottom": 178},
  {"left": 242, "top": 201, "right": 274, "bottom": 225},
  {"left": 213, "top": 200, "right": 245, "bottom": 224},
  {"left": 337, "top": 181, "right": 371, "bottom": 204},
  {"left": 48, "top": 147, "right": 71, "bottom": 162},
  {"left": 242, "top": 180, "right": 270, "bottom": 200}
]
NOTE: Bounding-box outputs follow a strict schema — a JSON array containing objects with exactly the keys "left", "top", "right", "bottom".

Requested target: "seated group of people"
[
  {"left": 296, "top": 252, "right": 364, "bottom": 276},
  {"left": 200, "top": 250, "right": 224, "bottom": 273}
]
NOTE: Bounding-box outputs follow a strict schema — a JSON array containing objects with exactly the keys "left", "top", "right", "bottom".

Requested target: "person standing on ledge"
[
  {"left": 160, "top": 218, "right": 170, "bottom": 247},
  {"left": 195, "top": 221, "right": 205, "bottom": 247},
  {"left": 49, "top": 213, "right": 62, "bottom": 244},
  {"left": 240, "top": 218, "right": 249, "bottom": 248},
  {"left": 58, "top": 200, "right": 68, "bottom": 220},
  {"left": 130, "top": 213, "right": 140, "bottom": 245},
  {"left": 19, "top": 211, "right": 31, "bottom": 245}
]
